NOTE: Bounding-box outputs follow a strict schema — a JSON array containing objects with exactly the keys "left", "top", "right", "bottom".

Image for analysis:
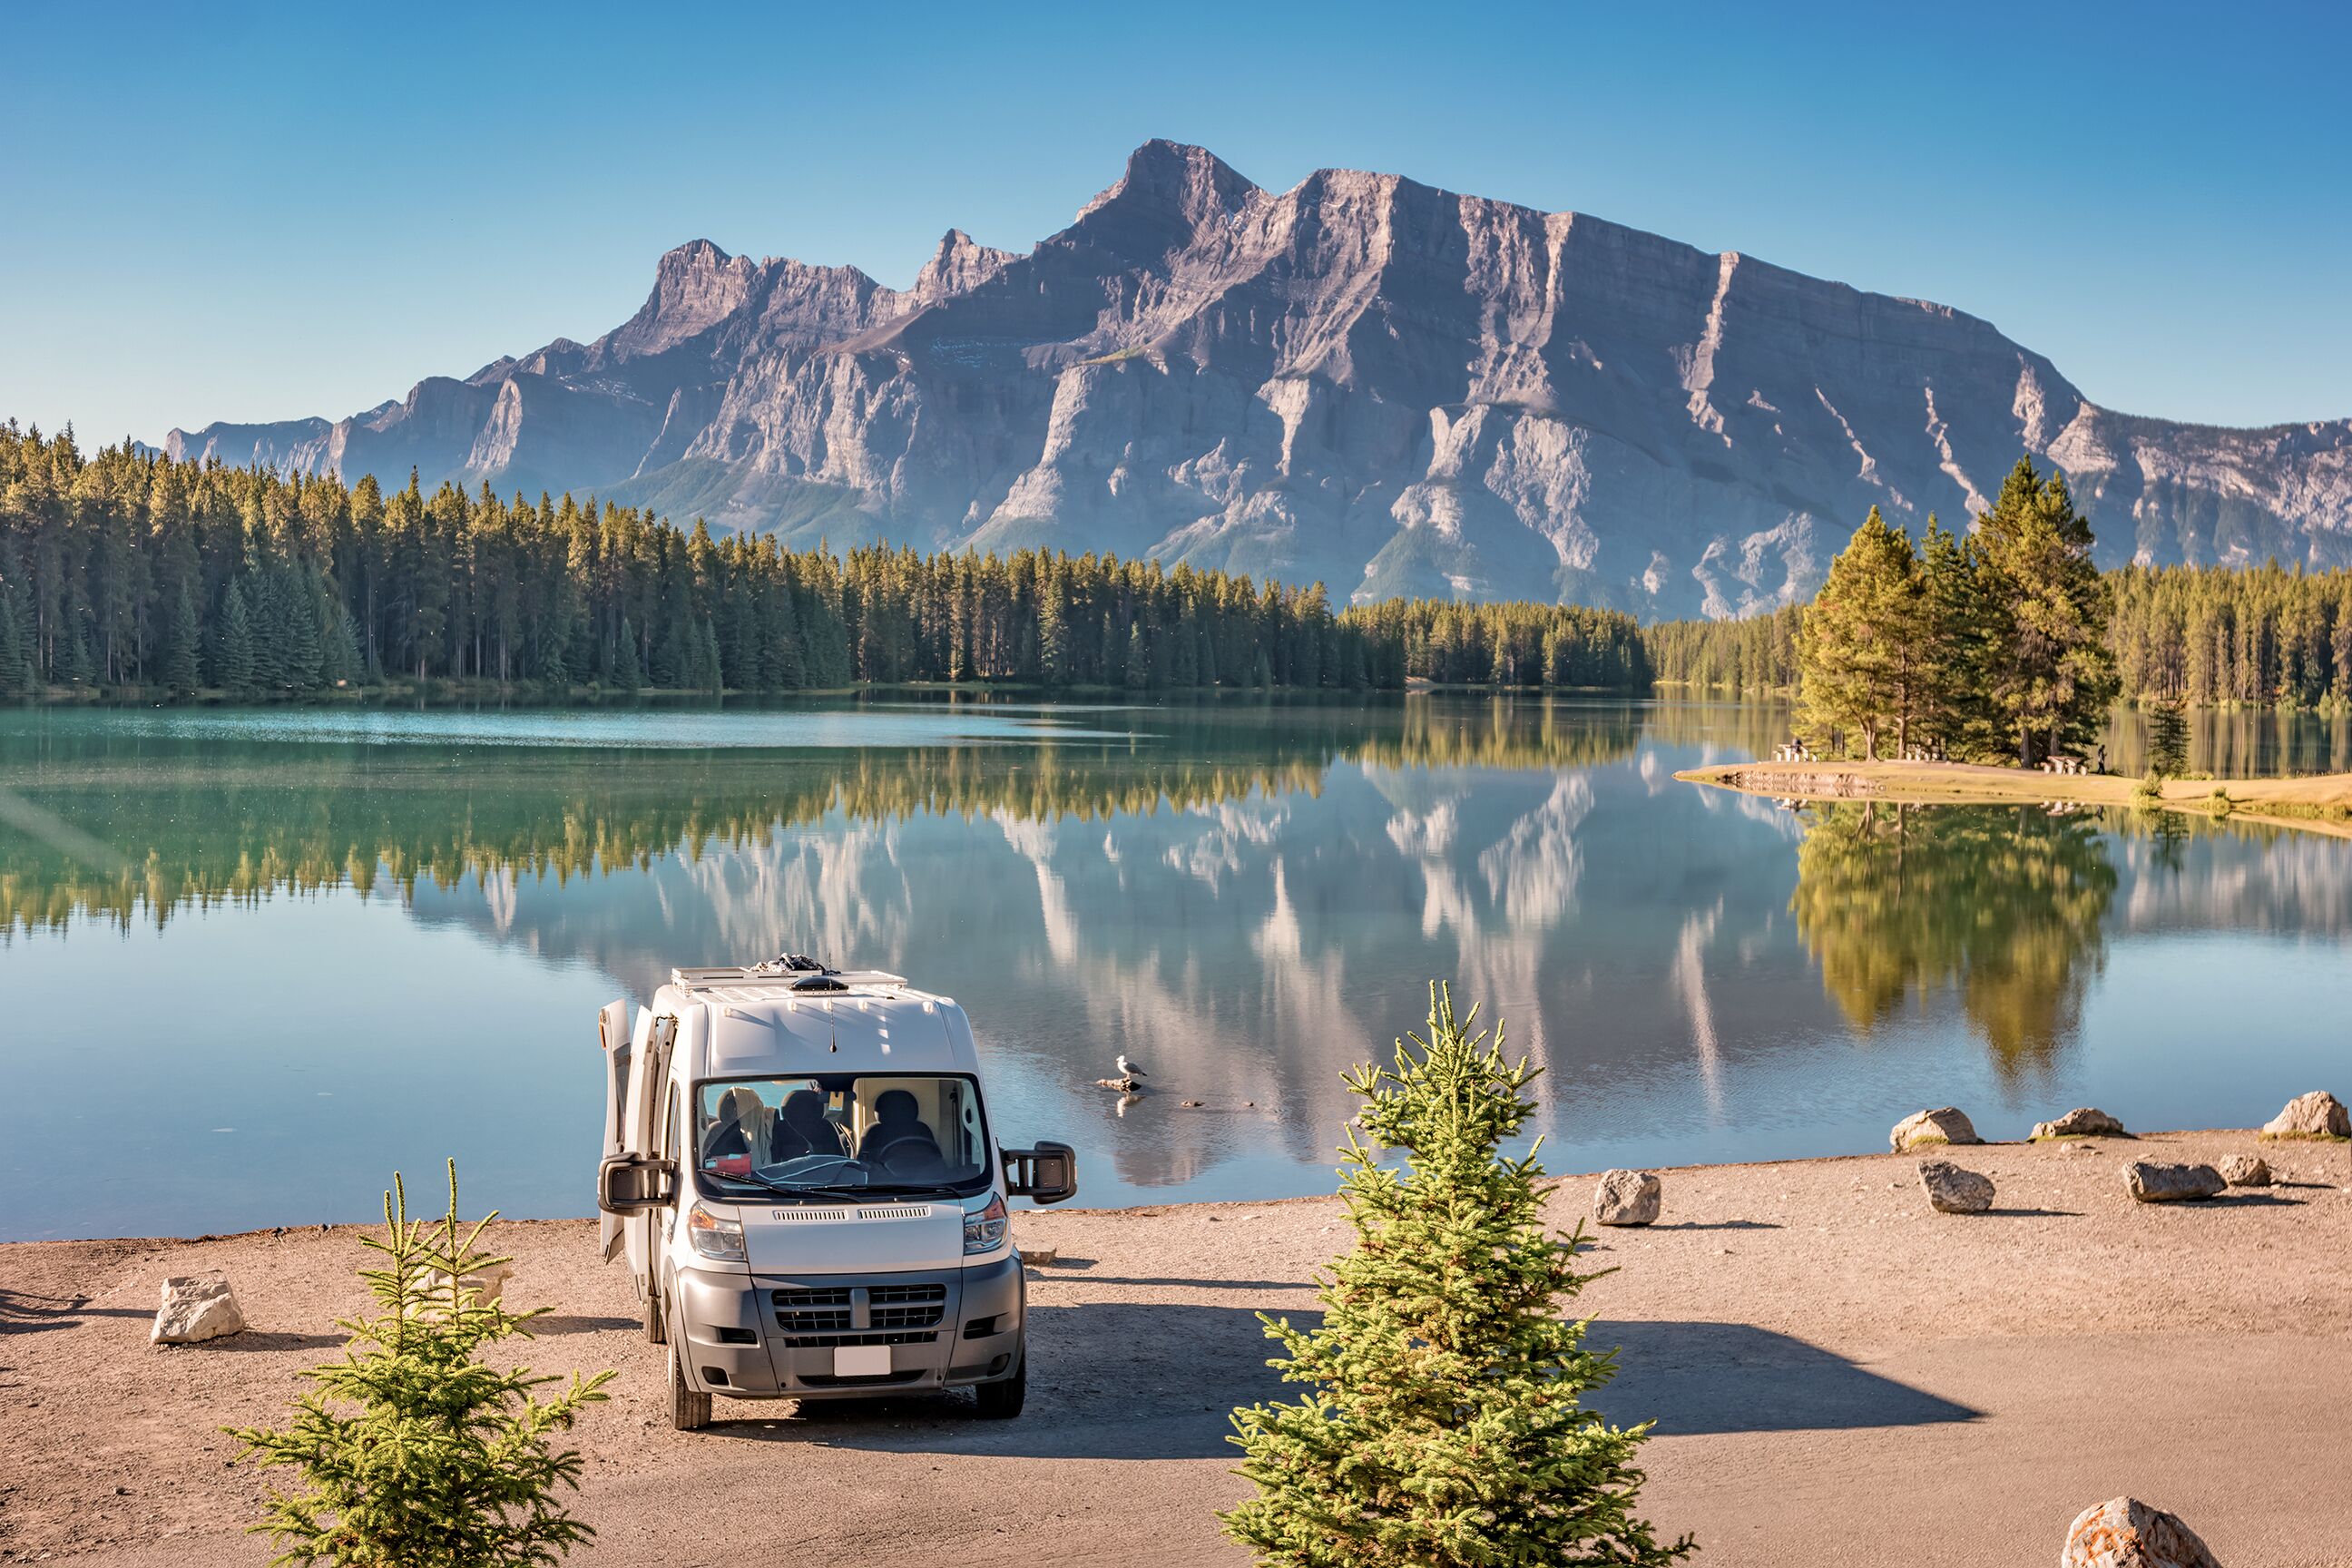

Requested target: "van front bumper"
[{"left": 671, "top": 1252, "right": 1024, "bottom": 1401}]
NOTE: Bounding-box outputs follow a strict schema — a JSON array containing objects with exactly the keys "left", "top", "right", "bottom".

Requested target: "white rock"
[
  {"left": 2123, "top": 1161, "right": 2225, "bottom": 1203},
  {"left": 405, "top": 1259, "right": 514, "bottom": 1315},
  {"left": 2031, "top": 1107, "right": 2127, "bottom": 1141},
  {"left": 2217, "top": 1153, "right": 2271, "bottom": 1187},
  {"left": 2259, "top": 1090, "right": 2350, "bottom": 1141},
  {"left": 1916, "top": 1160, "right": 1994, "bottom": 1214},
  {"left": 1592, "top": 1169, "right": 1662, "bottom": 1227},
  {"left": 1890, "top": 1106, "right": 1981, "bottom": 1152},
  {"left": 152, "top": 1273, "right": 245, "bottom": 1346},
  {"left": 2061, "top": 1495, "right": 2221, "bottom": 1567}
]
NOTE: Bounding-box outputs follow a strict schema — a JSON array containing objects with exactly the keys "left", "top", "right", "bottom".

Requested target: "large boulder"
[
  {"left": 2031, "top": 1107, "right": 2128, "bottom": 1141},
  {"left": 152, "top": 1273, "right": 245, "bottom": 1346},
  {"left": 1916, "top": 1160, "right": 1994, "bottom": 1214},
  {"left": 2124, "top": 1161, "right": 2226, "bottom": 1203},
  {"left": 2061, "top": 1495, "right": 2221, "bottom": 1567},
  {"left": 1890, "top": 1107, "right": 1982, "bottom": 1152},
  {"left": 2218, "top": 1153, "right": 2271, "bottom": 1188},
  {"left": 1592, "top": 1169, "right": 1662, "bottom": 1227},
  {"left": 2259, "top": 1090, "right": 2350, "bottom": 1141}
]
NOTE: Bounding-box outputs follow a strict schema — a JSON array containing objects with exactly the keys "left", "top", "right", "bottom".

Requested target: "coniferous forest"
[
  {"left": 0, "top": 425, "right": 1650, "bottom": 700},
  {"left": 1644, "top": 471, "right": 2352, "bottom": 718},
  {"left": 5, "top": 425, "right": 2348, "bottom": 712}
]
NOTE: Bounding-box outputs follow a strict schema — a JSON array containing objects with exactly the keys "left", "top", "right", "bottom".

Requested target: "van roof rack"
[{"left": 670, "top": 958, "right": 912, "bottom": 993}]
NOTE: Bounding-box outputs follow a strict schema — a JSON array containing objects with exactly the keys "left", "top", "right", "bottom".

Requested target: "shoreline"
[
  {"left": 6, "top": 1122, "right": 2337, "bottom": 1251},
  {"left": 5, "top": 1126, "right": 2347, "bottom": 1565},
  {"left": 1677, "top": 757, "right": 2352, "bottom": 838}
]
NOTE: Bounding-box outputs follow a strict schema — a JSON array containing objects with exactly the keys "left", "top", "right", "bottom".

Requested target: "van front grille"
[
  {"left": 771, "top": 1287, "right": 853, "bottom": 1335},
  {"left": 770, "top": 1282, "right": 947, "bottom": 1338}
]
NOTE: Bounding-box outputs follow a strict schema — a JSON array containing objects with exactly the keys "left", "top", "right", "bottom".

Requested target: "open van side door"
[
  {"left": 618, "top": 1011, "right": 680, "bottom": 1299},
  {"left": 597, "top": 1000, "right": 634, "bottom": 1263}
]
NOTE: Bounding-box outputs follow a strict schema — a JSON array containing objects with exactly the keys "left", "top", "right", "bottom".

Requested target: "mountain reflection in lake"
[{"left": 3, "top": 695, "right": 2347, "bottom": 1240}]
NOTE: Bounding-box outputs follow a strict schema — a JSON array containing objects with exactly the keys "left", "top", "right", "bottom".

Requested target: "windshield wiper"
[{"left": 699, "top": 1166, "right": 801, "bottom": 1200}]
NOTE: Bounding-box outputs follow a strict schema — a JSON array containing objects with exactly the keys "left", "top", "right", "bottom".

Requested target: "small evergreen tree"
[
  {"left": 2145, "top": 693, "right": 2190, "bottom": 780},
  {"left": 228, "top": 1163, "right": 612, "bottom": 1568},
  {"left": 1222, "top": 985, "right": 1692, "bottom": 1568}
]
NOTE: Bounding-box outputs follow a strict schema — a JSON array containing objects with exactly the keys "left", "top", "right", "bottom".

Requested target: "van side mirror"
[
  {"left": 1003, "top": 1142, "right": 1078, "bottom": 1206},
  {"left": 597, "top": 1154, "right": 677, "bottom": 1214}
]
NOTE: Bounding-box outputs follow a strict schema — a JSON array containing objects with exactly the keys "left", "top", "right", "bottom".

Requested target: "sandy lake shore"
[
  {"left": 5, "top": 1129, "right": 2350, "bottom": 1567},
  {"left": 1677, "top": 760, "right": 2352, "bottom": 838}
]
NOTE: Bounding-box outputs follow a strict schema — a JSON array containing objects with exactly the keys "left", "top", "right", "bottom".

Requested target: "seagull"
[{"left": 1115, "top": 1054, "right": 1148, "bottom": 1080}]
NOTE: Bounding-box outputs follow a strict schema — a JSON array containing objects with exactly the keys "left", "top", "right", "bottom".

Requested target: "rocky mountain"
[{"left": 169, "top": 141, "right": 2352, "bottom": 618}]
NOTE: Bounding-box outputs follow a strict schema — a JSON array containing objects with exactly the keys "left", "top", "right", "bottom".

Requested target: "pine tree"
[
  {"left": 228, "top": 1164, "right": 612, "bottom": 1567},
  {"left": 1221, "top": 985, "right": 1692, "bottom": 1568},
  {"left": 213, "top": 581, "right": 256, "bottom": 694},
  {"left": 1969, "top": 458, "right": 2118, "bottom": 765},
  {"left": 322, "top": 606, "right": 363, "bottom": 689},
  {"left": 0, "top": 587, "right": 27, "bottom": 696},
  {"left": 162, "top": 582, "right": 203, "bottom": 694},
  {"left": 1124, "top": 623, "right": 1149, "bottom": 690},
  {"left": 612, "top": 614, "right": 642, "bottom": 693},
  {"left": 1798, "top": 506, "right": 1920, "bottom": 759},
  {"left": 2146, "top": 694, "right": 2190, "bottom": 780}
]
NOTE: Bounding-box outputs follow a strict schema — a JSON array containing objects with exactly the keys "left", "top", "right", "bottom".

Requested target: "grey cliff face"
[{"left": 166, "top": 140, "right": 2352, "bottom": 617}]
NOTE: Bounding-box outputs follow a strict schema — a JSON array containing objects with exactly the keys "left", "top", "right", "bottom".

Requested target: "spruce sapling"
[
  {"left": 1221, "top": 984, "right": 1694, "bottom": 1567},
  {"left": 227, "top": 1162, "right": 612, "bottom": 1568}
]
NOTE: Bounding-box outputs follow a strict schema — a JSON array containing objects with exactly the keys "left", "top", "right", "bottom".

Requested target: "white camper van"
[{"left": 594, "top": 956, "right": 1077, "bottom": 1430}]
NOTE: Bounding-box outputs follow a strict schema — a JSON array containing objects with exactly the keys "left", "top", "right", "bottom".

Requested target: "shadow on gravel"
[
  {"left": 534, "top": 1314, "right": 640, "bottom": 1334},
  {"left": 0, "top": 1289, "right": 147, "bottom": 1335},
  {"left": 1593, "top": 1321, "right": 1977, "bottom": 1435},
  {"left": 693, "top": 1308, "right": 1978, "bottom": 1455},
  {"left": 703, "top": 1300, "right": 1314, "bottom": 1459}
]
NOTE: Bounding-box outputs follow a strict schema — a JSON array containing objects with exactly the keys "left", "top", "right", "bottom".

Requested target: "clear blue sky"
[{"left": 5, "top": 0, "right": 2346, "bottom": 446}]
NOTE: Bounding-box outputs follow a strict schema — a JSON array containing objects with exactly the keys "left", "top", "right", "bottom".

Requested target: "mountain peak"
[
  {"left": 1075, "top": 139, "right": 1259, "bottom": 232},
  {"left": 913, "top": 228, "right": 1015, "bottom": 305},
  {"left": 163, "top": 142, "right": 2352, "bottom": 613}
]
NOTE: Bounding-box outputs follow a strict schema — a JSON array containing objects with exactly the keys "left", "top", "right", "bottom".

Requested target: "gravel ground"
[{"left": 4, "top": 1129, "right": 2348, "bottom": 1566}]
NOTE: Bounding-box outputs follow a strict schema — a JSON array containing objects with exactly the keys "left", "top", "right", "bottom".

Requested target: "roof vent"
[{"left": 791, "top": 975, "right": 850, "bottom": 993}]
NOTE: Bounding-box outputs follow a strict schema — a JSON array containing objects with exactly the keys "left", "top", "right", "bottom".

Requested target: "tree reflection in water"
[{"left": 1790, "top": 801, "right": 2118, "bottom": 1076}]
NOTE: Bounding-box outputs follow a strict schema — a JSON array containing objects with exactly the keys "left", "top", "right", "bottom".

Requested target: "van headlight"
[
  {"left": 964, "top": 1194, "right": 1009, "bottom": 1255},
  {"left": 687, "top": 1202, "right": 746, "bottom": 1261}
]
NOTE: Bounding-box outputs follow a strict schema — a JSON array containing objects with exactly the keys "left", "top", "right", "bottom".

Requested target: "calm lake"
[{"left": 4, "top": 696, "right": 2349, "bottom": 1241}]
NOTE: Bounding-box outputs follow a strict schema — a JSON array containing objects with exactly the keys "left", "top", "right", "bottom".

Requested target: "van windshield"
[{"left": 695, "top": 1074, "right": 990, "bottom": 1200}]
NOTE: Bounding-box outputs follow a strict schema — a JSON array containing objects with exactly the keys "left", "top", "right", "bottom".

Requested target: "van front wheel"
[
  {"left": 668, "top": 1336, "right": 712, "bottom": 1431},
  {"left": 973, "top": 1353, "right": 1026, "bottom": 1420}
]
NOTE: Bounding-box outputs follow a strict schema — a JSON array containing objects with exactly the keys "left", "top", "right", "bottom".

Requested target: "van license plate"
[{"left": 834, "top": 1345, "right": 890, "bottom": 1377}]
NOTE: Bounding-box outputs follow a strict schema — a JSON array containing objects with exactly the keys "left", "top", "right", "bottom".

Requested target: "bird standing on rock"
[{"left": 1116, "top": 1054, "right": 1147, "bottom": 1080}]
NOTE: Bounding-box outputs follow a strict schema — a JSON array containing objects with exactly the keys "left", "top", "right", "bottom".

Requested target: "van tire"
[
  {"left": 668, "top": 1336, "right": 712, "bottom": 1431},
  {"left": 973, "top": 1352, "right": 1026, "bottom": 1420}
]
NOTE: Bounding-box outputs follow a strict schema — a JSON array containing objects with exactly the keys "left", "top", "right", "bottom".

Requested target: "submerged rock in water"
[
  {"left": 2061, "top": 1495, "right": 2221, "bottom": 1567},
  {"left": 1890, "top": 1106, "right": 1981, "bottom": 1152},
  {"left": 2124, "top": 1161, "right": 2226, "bottom": 1203},
  {"left": 2259, "top": 1090, "right": 2350, "bottom": 1141},
  {"left": 1592, "top": 1169, "right": 1662, "bottom": 1227},
  {"left": 2032, "top": 1107, "right": 2127, "bottom": 1141},
  {"left": 152, "top": 1273, "right": 245, "bottom": 1346},
  {"left": 1916, "top": 1160, "right": 1994, "bottom": 1214}
]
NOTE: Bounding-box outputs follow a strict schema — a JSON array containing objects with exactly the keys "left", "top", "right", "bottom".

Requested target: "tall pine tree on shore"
[
  {"left": 1798, "top": 506, "right": 1922, "bottom": 759},
  {"left": 1969, "top": 458, "right": 2118, "bottom": 765}
]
